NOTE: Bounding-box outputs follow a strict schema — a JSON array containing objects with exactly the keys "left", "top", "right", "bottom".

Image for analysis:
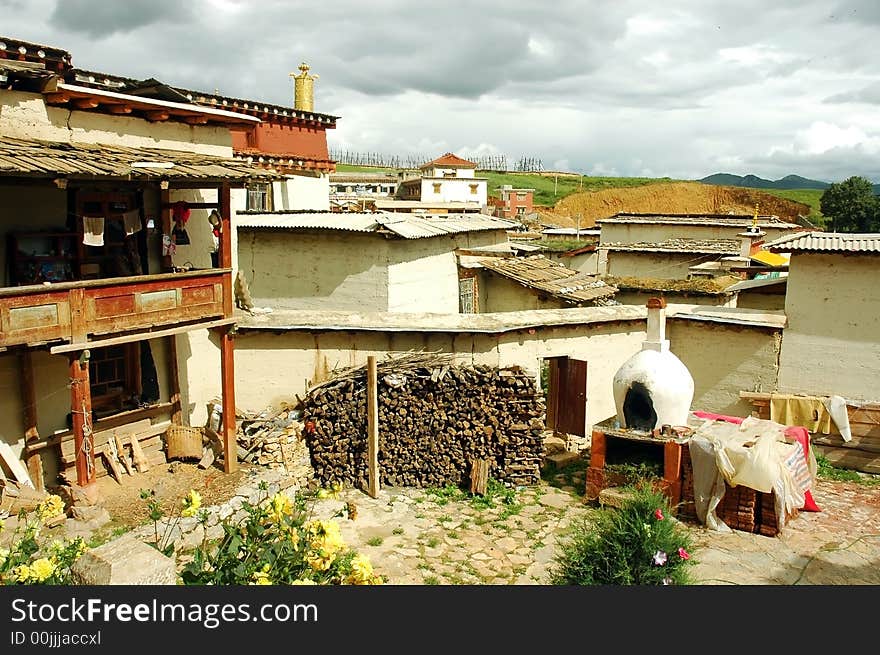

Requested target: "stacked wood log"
[
  {"left": 236, "top": 407, "right": 314, "bottom": 486},
  {"left": 301, "top": 353, "right": 546, "bottom": 489}
]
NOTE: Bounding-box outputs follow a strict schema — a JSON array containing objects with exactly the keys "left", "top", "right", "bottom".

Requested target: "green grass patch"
[
  {"left": 392, "top": 527, "right": 405, "bottom": 535},
  {"left": 366, "top": 536, "right": 384, "bottom": 547},
  {"left": 480, "top": 171, "right": 679, "bottom": 206},
  {"left": 424, "top": 576, "right": 441, "bottom": 585},
  {"left": 816, "top": 454, "right": 879, "bottom": 484},
  {"left": 425, "top": 536, "right": 440, "bottom": 548},
  {"left": 761, "top": 188, "right": 826, "bottom": 227}
]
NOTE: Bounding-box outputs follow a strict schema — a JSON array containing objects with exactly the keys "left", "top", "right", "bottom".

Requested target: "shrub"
[
  {"left": 0, "top": 495, "right": 88, "bottom": 585},
  {"left": 551, "top": 486, "right": 694, "bottom": 585}
]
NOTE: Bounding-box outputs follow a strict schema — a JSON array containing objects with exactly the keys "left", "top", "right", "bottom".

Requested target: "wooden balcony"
[{"left": 0, "top": 269, "right": 231, "bottom": 350}]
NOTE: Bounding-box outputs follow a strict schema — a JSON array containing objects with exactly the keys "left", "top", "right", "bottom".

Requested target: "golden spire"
[{"left": 752, "top": 202, "right": 759, "bottom": 231}]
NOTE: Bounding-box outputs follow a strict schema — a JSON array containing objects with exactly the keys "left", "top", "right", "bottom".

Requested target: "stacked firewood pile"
[
  {"left": 301, "top": 352, "right": 546, "bottom": 489},
  {"left": 235, "top": 405, "right": 314, "bottom": 486}
]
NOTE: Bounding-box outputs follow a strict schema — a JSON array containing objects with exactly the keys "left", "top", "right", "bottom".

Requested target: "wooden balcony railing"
[{"left": 0, "top": 269, "right": 230, "bottom": 350}]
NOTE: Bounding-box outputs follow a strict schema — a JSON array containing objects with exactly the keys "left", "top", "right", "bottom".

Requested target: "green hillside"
[
  {"left": 478, "top": 171, "right": 679, "bottom": 206},
  {"left": 759, "top": 188, "right": 825, "bottom": 227}
]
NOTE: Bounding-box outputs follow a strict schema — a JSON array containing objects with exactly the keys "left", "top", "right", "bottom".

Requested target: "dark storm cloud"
[
  {"left": 49, "top": 0, "right": 193, "bottom": 38},
  {"left": 2, "top": 1, "right": 879, "bottom": 181}
]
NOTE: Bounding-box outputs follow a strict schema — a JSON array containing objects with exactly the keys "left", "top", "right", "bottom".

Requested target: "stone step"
[
  {"left": 598, "top": 486, "right": 637, "bottom": 509},
  {"left": 543, "top": 451, "right": 582, "bottom": 469}
]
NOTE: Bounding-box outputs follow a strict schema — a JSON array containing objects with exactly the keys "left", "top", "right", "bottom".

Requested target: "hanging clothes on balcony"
[{"left": 83, "top": 216, "right": 105, "bottom": 246}]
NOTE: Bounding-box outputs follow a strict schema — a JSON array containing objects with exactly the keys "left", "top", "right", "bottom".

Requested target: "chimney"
[
  {"left": 643, "top": 297, "right": 669, "bottom": 353},
  {"left": 291, "top": 62, "right": 319, "bottom": 112}
]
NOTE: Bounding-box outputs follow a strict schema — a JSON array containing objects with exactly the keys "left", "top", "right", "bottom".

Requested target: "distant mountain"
[{"left": 698, "top": 172, "right": 831, "bottom": 190}]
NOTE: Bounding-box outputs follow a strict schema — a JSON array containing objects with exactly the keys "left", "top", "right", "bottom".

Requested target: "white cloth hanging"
[{"left": 83, "top": 217, "right": 105, "bottom": 247}]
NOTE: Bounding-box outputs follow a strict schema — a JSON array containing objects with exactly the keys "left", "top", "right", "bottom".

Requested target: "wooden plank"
[
  {"left": 19, "top": 350, "right": 44, "bottom": 492},
  {"left": 61, "top": 419, "right": 151, "bottom": 458},
  {"left": 169, "top": 335, "right": 182, "bottom": 425},
  {"left": 101, "top": 451, "right": 124, "bottom": 483},
  {"left": 366, "top": 355, "right": 379, "bottom": 498},
  {"left": 129, "top": 433, "right": 151, "bottom": 472},
  {"left": 0, "top": 442, "right": 34, "bottom": 489},
  {"left": 49, "top": 318, "right": 235, "bottom": 354},
  {"left": 114, "top": 434, "right": 135, "bottom": 475},
  {"left": 469, "top": 458, "right": 490, "bottom": 496},
  {"left": 28, "top": 404, "right": 173, "bottom": 453},
  {"left": 60, "top": 424, "right": 168, "bottom": 464}
]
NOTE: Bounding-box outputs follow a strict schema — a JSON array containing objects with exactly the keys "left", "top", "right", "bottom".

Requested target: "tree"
[{"left": 819, "top": 176, "right": 880, "bottom": 232}]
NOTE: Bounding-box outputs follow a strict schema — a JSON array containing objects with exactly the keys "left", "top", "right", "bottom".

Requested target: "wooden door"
[{"left": 546, "top": 356, "right": 588, "bottom": 437}]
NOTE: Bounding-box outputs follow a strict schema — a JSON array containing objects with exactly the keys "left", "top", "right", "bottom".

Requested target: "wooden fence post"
[{"left": 367, "top": 356, "right": 379, "bottom": 498}]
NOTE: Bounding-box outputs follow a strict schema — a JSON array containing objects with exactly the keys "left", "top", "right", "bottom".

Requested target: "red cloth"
[{"left": 691, "top": 411, "right": 820, "bottom": 512}]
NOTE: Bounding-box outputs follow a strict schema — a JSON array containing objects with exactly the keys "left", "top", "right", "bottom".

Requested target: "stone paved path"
[{"left": 305, "top": 472, "right": 880, "bottom": 585}]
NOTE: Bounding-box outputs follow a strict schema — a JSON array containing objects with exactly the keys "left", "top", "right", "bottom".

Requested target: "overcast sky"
[{"left": 3, "top": 0, "right": 880, "bottom": 182}]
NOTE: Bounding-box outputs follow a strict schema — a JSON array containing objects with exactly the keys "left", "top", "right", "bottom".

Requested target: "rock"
[
  {"left": 544, "top": 451, "right": 582, "bottom": 469},
  {"left": 543, "top": 436, "right": 567, "bottom": 455},
  {"left": 598, "top": 487, "right": 636, "bottom": 509},
  {"left": 65, "top": 482, "right": 103, "bottom": 507},
  {"left": 72, "top": 535, "right": 177, "bottom": 585},
  {"left": 69, "top": 505, "right": 111, "bottom": 530}
]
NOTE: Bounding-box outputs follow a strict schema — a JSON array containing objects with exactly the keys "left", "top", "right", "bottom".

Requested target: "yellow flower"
[
  {"left": 251, "top": 563, "right": 272, "bottom": 585},
  {"left": 0, "top": 518, "right": 5, "bottom": 532},
  {"left": 267, "top": 493, "right": 292, "bottom": 524},
  {"left": 181, "top": 490, "right": 202, "bottom": 518},
  {"left": 346, "top": 553, "right": 374, "bottom": 585},
  {"left": 305, "top": 520, "right": 345, "bottom": 557},
  {"left": 291, "top": 578, "right": 317, "bottom": 585},
  {"left": 38, "top": 495, "right": 65, "bottom": 522},
  {"left": 0, "top": 547, "right": 9, "bottom": 567},
  {"left": 30, "top": 558, "right": 56, "bottom": 582},
  {"left": 14, "top": 565, "right": 32, "bottom": 583}
]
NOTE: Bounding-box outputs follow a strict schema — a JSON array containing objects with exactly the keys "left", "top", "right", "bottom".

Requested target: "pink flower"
[
  {"left": 652, "top": 550, "right": 668, "bottom": 566},
  {"left": 678, "top": 547, "right": 690, "bottom": 560},
  {"left": 654, "top": 508, "right": 665, "bottom": 521},
  {"left": 662, "top": 577, "right": 673, "bottom": 585}
]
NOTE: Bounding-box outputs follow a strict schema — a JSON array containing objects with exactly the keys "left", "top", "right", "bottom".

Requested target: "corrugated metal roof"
[
  {"left": 235, "top": 212, "right": 515, "bottom": 239},
  {"left": 766, "top": 231, "right": 880, "bottom": 253},
  {"left": 480, "top": 255, "right": 617, "bottom": 304},
  {"left": 602, "top": 238, "right": 740, "bottom": 254},
  {"left": 0, "top": 135, "right": 282, "bottom": 182}
]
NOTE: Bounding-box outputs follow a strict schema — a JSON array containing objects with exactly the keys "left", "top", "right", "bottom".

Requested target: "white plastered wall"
[
  {"left": 777, "top": 253, "right": 880, "bottom": 402},
  {"left": 0, "top": 91, "right": 232, "bottom": 155}
]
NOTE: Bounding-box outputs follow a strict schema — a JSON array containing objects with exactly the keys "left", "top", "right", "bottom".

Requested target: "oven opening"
[{"left": 622, "top": 381, "right": 658, "bottom": 431}]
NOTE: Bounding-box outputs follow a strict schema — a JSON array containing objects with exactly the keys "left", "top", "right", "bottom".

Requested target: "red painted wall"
[{"left": 231, "top": 122, "right": 330, "bottom": 160}]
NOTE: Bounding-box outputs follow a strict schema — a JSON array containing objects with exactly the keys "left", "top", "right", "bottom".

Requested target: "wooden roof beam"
[
  {"left": 106, "top": 104, "right": 132, "bottom": 115},
  {"left": 72, "top": 98, "right": 100, "bottom": 110},
  {"left": 182, "top": 115, "right": 209, "bottom": 125},
  {"left": 45, "top": 92, "right": 70, "bottom": 104},
  {"left": 145, "top": 110, "right": 170, "bottom": 122}
]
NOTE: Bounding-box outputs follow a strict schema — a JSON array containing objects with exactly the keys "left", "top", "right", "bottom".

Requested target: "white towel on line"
[{"left": 83, "top": 216, "right": 105, "bottom": 246}]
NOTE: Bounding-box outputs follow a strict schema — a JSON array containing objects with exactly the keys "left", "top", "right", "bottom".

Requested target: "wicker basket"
[{"left": 165, "top": 424, "right": 204, "bottom": 461}]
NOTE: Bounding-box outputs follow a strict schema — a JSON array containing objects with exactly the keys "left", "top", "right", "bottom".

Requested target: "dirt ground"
[
  {"left": 551, "top": 181, "right": 810, "bottom": 226},
  {"left": 76, "top": 461, "right": 254, "bottom": 533}
]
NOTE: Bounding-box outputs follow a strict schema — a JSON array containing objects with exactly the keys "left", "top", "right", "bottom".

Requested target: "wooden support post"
[
  {"left": 219, "top": 328, "right": 237, "bottom": 474},
  {"left": 168, "top": 335, "right": 182, "bottom": 425},
  {"left": 69, "top": 351, "right": 95, "bottom": 486},
  {"left": 663, "top": 440, "right": 683, "bottom": 509},
  {"left": 19, "top": 350, "right": 44, "bottom": 491},
  {"left": 366, "top": 355, "right": 379, "bottom": 498}
]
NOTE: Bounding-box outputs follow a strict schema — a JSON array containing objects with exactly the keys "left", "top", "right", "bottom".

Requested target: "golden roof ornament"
[{"left": 290, "top": 62, "right": 319, "bottom": 112}]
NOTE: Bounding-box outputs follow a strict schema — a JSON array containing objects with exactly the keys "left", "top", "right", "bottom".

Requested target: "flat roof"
[{"left": 234, "top": 303, "right": 786, "bottom": 333}]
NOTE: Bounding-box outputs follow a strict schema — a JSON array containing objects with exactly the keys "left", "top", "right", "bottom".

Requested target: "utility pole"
[
  {"left": 576, "top": 214, "right": 581, "bottom": 242},
  {"left": 554, "top": 174, "right": 558, "bottom": 197}
]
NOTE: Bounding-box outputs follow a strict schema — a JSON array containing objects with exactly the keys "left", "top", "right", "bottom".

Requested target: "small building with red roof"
[{"left": 397, "top": 152, "right": 488, "bottom": 206}]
